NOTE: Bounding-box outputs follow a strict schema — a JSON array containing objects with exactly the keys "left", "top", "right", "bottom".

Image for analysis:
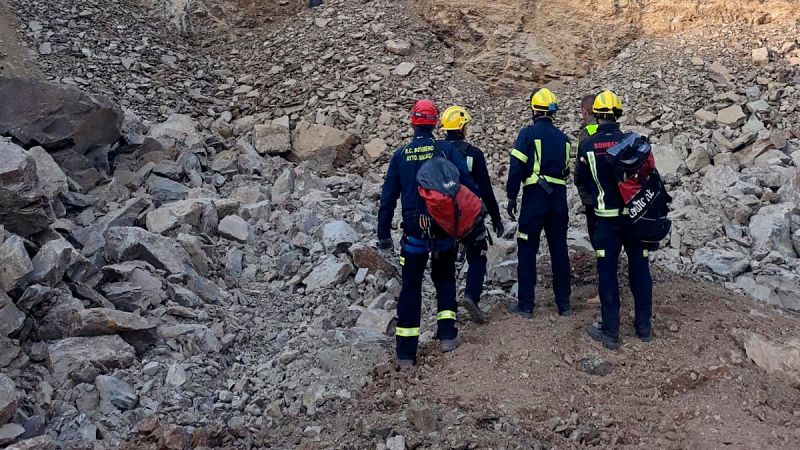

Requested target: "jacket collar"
[
  {"left": 413, "top": 128, "right": 435, "bottom": 139},
  {"left": 597, "top": 122, "right": 621, "bottom": 133}
]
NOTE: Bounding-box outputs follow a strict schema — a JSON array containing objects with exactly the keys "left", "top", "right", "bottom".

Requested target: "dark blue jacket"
[
  {"left": 574, "top": 122, "right": 627, "bottom": 217},
  {"left": 506, "top": 117, "right": 571, "bottom": 201},
  {"left": 378, "top": 128, "right": 480, "bottom": 240},
  {"left": 446, "top": 136, "right": 502, "bottom": 227}
]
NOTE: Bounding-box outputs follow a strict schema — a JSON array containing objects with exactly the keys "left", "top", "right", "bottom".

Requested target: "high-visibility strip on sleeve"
[
  {"left": 396, "top": 327, "right": 420, "bottom": 337},
  {"left": 437, "top": 310, "right": 457, "bottom": 321},
  {"left": 643, "top": 249, "right": 650, "bottom": 258},
  {"left": 516, "top": 231, "right": 529, "bottom": 241},
  {"left": 399, "top": 256, "right": 405, "bottom": 266},
  {"left": 586, "top": 152, "right": 606, "bottom": 211},
  {"left": 565, "top": 142, "right": 571, "bottom": 166},
  {"left": 511, "top": 149, "right": 528, "bottom": 163},
  {"left": 466, "top": 156, "right": 474, "bottom": 172}
]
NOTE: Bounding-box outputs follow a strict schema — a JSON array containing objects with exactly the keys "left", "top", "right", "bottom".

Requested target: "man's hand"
[
  {"left": 506, "top": 199, "right": 517, "bottom": 221},
  {"left": 493, "top": 220, "right": 505, "bottom": 238},
  {"left": 377, "top": 238, "right": 393, "bottom": 250}
]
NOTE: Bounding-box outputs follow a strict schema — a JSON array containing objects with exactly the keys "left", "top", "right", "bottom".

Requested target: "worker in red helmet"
[{"left": 378, "top": 99, "right": 480, "bottom": 368}]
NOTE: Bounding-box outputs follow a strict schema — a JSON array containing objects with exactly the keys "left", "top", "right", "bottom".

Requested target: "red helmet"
[{"left": 410, "top": 99, "right": 439, "bottom": 126}]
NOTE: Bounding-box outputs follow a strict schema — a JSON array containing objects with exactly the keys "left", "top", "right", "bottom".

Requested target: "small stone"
[
  {"left": 393, "top": 62, "right": 416, "bottom": 77},
  {"left": 364, "top": 138, "right": 388, "bottom": 162},
  {"left": 166, "top": 363, "right": 187, "bottom": 387},
  {"left": 407, "top": 402, "right": 436, "bottom": 432},
  {"left": 385, "top": 39, "right": 412, "bottom": 56},
  {"left": 716, "top": 105, "right": 747, "bottom": 128},
  {"left": 0, "top": 423, "right": 24, "bottom": 446},
  {"left": 693, "top": 109, "right": 717, "bottom": 125},
  {"left": 0, "top": 292, "right": 25, "bottom": 337},
  {"left": 356, "top": 309, "right": 396, "bottom": 335},
  {"left": 579, "top": 356, "right": 613, "bottom": 376},
  {"left": 218, "top": 215, "right": 253, "bottom": 243},
  {"left": 746, "top": 99, "right": 770, "bottom": 114},
  {"left": 690, "top": 56, "right": 704, "bottom": 66},
  {"left": 95, "top": 375, "right": 138, "bottom": 410},
  {"left": 752, "top": 47, "right": 769, "bottom": 65},
  {"left": 253, "top": 124, "right": 290, "bottom": 155},
  {"left": 386, "top": 435, "right": 406, "bottom": 450}
]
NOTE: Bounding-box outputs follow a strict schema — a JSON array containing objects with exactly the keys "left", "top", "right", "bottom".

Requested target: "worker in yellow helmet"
[
  {"left": 576, "top": 93, "right": 601, "bottom": 306},
  {"left": 575, "top": 90, "right": 654, "bottom": 350},
  {"left": 505, "top": 88, "right": 573, "bottom": 319},
  {"left": 441, "top": 105, "right": 504, "bottom": 324}
]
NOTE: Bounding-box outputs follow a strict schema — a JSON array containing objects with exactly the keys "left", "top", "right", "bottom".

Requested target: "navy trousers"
[
  {"left": 395, "top": 237, "right": 458, "bottom": 361},
  {"left": 516, "top": 185, "right": 571, "bottom": 313},
  {"left": 464, "top": 236, "right": 489, "bottom": 303},
  {"left": 593, "top": 217, "right": 653, "bottom": 338}
]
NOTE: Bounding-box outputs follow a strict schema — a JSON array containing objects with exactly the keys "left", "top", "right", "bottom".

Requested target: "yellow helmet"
[
  {"left": 440, "top": 106, "right": 472, "bottom": 131},
  {"left": 593, "top": 90, "right": 623, "bottom": 115},
  {"left": 530, "top": 88, "right": 558, "bottom": 113}
]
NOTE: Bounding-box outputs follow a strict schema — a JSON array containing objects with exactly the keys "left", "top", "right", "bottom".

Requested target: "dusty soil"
[
  {"left": 415, "top": 0, "right": 800, "bottom": 91},
  {"left": 0, "top": 0, "right": 37, "bottom": 77},
  {"left": 352, "top": 250, "right": 800, "bottom": 449}
]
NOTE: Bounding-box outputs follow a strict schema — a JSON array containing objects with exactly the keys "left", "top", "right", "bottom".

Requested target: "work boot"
[
  {"left": 587, "top": 322, "right": 619, "bottom": 350},
  {"left": 440, "top": 338, "right": 459, "bottom": 353},
  {"left": 461, "top": 296, "right": 486, "bottom": 324},
  {"left": 397, "top": 359, "right": 415, "bottom": 369},
  {"left": 558, "top": 307, "right": 573, "bottom": 317},
  {"left": 636, "top": 327, "right": 653, "bottom": 343},
  {"left": 508, "top": 303, "right": 533, "bottom": 319}
]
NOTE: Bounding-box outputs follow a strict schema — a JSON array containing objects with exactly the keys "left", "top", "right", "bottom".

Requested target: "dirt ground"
[
  {"left": 355, "top": 250, "right": 800, "bottom": 449},
  {"left": 0, "top": 0, "right": 37, "bottom": 77}
]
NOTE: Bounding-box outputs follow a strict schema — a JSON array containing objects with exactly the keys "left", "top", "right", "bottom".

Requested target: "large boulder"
[
  {"left": 744, "top": 333, "right": 800, "bottom": 387},
  {"left": 0, "top": 235, "right": 33, "bottom": 293},
  {"left": 0, "top": 78, "right": 122, "bottom": 153},
  {"left": 320, "top": 220, "right": 359, "bottom": 252},
  {"left": 692, "top": 247, "right": 749, "bottom": 279},
  {"left": 291, "top": 121, "right": 359, "bottom": 174},
  {"left": 47, "top": 335, "right": 136, "bottom": 384},
  {"left": 303, "top": 256, "right": 353, "bottom": 292},
  {"left": 218, "top": 215, "right": 253, "bottom": 243},
  {"left": 104, "top": 226, "right": 196, "bottom": 276},
  {"left": 651, "top": 144, "right": 682, "bottom": 176},
  {"left": 28, "top": 238, "right": 75, "bottom": 287},
  {"left": 253, "top": 123, "right": 290, "bottom": 155},
  {"left": 350, "top": 243, "right": 398, "bottom": 277},
  {"left": 147, "top": 113, "right": 203, "bottom": 150},
  {"left": 0, "top": 293, "right": 25, "bottom": 337},
  {"left": 749, "top": 204, "right": 797, "bottom": 260},
  {"left": 0, "top": 140, "right": 54, "bottom": 237},
  {"left": 0, "top": 374, "right": 17, "bottom": 425}
]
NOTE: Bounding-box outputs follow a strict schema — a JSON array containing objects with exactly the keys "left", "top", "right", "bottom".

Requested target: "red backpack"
[{"left": 416, "top": 156, "right": 484, "bottom": 239}]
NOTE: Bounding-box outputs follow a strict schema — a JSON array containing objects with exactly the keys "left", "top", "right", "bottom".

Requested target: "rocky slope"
[{"left": 0, "top": 0, "right": 799, "bottom": 449}]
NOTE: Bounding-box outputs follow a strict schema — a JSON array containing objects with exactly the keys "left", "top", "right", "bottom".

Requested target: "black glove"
[
  {"left": 506, "top": 199, "right": 517, "bottom": 221},
  {"left": 493, "top": 220, "right": 505, "bottom": 238},
  {"left": 377, "top": 238, "right": 393, "bottom": 250}
]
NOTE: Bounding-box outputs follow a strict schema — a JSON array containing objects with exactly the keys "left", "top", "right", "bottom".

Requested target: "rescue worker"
[
  {"left": 574, "top": 90, "right": 653, "bottom": 350},
  {"left": 440, "top": 106, "right": 504, "bottom": 324},
  {"left": 377, "top": 99, "right": 481, "bottom": 367},
  {"left": 575, "top": 94, "right": 601, "bottom": 305},
  {"left": 505, "top": 88, "right": 572, "bottom": 319}
]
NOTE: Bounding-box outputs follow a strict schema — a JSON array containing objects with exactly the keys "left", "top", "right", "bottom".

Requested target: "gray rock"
[
  {"left": 356, "top": 309, "right": 396, "bottom": 335},
  {"left": 751, "top": 47, "right": 769, "bottom": 65},
  {"left": 489, "top": 260, "right": 517, "bottom": 285},
  {"left": 28, "top": 147, "right": 68, "bottom": 198},
  {"left": 240, "top": 200, "right": 271, "bottom": 222},
  {"left": 104, "top": 226, "right": 196, "bottom": 276},
  {"left": 386, "top": 435, "right": 406, "bottom": 450},
  {"left": 218, "top": 215, "right": 253, "bottom": 243},
  {"left": 166, "top": 363, "right": 187, "bottom": 386},
  {"left": 28, "top": 238, "right": 74, "bottom": 286},
  {"left": 147, "top": 113, "right": 203, "bottom": 150},
  {"left": 0, "top": 337, "right": 20, "bottom": 368},
  {"left": 76, "top": 308, "right": 154, "bottom": 336},
  {"left": 0, "top": 235, "right": 33, "bottom": 293},
  {"left": 350, "top": 243, "right": 398, "bottom": 277},
  {"left": 0, "top": 293, "right": 25, "bottom": 337},
  {"left": 0, "top": 141, "right": 54, "bottom": 237},
  {"left": 253, "top": 123, "right": 291, "bottom": 155},
  {"left": 0, "top": 423, "right": 24, "bottom": 446},
  {"left": 303, "top": 256, "right": 353, "bottom": 292},
  {"left": 749, "top": 204, "right": 797, "bottom": 260},
  {"left": 363, "top": 138, "right": 388, "bottom": 162},
  {"left": 166, "top": 283, "right": 202, "bottom": 307},
  {"left": 579, "top": 355, "right": 613, "bottom": 376},
  {"left": 95, "top": 375, "right": 138, "bottom": 410},
  {"left": 3, "top": 436, "right": 55, "bottom": 450},
  {"left": 716, "top": 105, "right": 747, "bottom": 128},
  {"left": 147, "top": 175, "right": 190, "bottom": 207},
  {"left": 744, "top": 333, "right": 800, "bottom": 386},
  {"left": 685, "top": 145, "right": 711, "bottom": 173},
  {"left": 320, "top": 220, "right": 359, "bottom": 252},
  {"left": 37, "top": 294, "right": 83, "bottom": 340},
  {"left": 226, "top": 247, "right": 244, "bottom": 278},
  {"left": 0, "top": 374, "right": 17, "bottom": 425},
  {"left": 385, "top": 39, "right": 412, "bottom": 56},
  {"left": 393, "top": 62, "right": 416, "bottom": 77},
  {"left": 47, "top": 335, "right": 136, "bottom": 384},
  {"left": 291, "top": 121, "right": 359, "bottom": 175},
  {"left": 0, "top": 78, "right": 122, "bottom": 154},
  {"left": 146, "top": 199, "right": 218, "bottom": 235},
  {"left": 651, "top": 144, "right": 682, "bottom": 176},
  {"left": 692, "top": 247, "right": 750, "bottom": 279},
  {"left": 407, "top": 402, "right": 436, "bottom": 432},
  {"left": 746, "top": 99, "right": 771, "bottom": 114},
  {"left": 693, "top": 109, "right": 717, "bottom": 125}
]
